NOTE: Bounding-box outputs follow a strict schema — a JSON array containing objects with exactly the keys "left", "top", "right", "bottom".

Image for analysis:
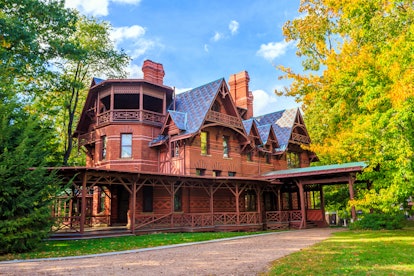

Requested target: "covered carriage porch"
[{"left": 263, "top": 162, "right": 367, "bottom": 229}]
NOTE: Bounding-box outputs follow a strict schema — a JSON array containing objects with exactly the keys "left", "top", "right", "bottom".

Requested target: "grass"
[
  {"left": 0, "top": 231, "right": 262, "bottom": 262},
  {"left": 265, "top": 222, "right": 414, "bottom": 276}
]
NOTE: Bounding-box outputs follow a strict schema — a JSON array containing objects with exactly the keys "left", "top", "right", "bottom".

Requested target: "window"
[
  {"left": 245, "top": 190, "right": 257, "bottom": 211},
  {"left": 247, "top": 151, "right": 253, "bottom": 162},
  {"left": 143, "top": 186, "right": 153, "bottom": 212},
  {"left": 213, "top": 170, "right": 221, "bottom": 177},
  {"left": 97, "top": 187, "right": 106, "bottom": 213},
  {"left": 196, "top": 168, "right": 206, "bottom": 176},
  {"left": 223, "top": 135, "right": 229, "bottom": 158},
  {"left": 200, "top": 131, "right": 209, "bottom": 155},
  {"left": 287, "top": 152, "right": 300, "bottom": 168},
  {"left": 174, "top": 187, "right": 182, "bottom": 212},
  {"left": 121, "top": 133, "right": 132, "bottom": 158},
  {"left": 228, "top": 171, "right": 236, "bottom": 177},
  {"left": 101, "top": 136, "right": 107, "bottom": 160},
  {"left": 171, "top": 141, "right": 179, "bottom": 157},
  {"left": 265, "top": 153, "right": 271, "bottom": 164}
]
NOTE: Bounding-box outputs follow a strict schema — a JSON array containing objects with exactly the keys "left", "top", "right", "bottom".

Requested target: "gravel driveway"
[{"left": 0, "top": 228, "right": 341, "bottom": 276}]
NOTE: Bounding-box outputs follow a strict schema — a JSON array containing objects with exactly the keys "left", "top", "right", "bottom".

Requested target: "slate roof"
[
  {"left": 257, "top": 124, "right": 272, "bottom": 145},
  {"left": 169, "top": 111, "right": 187, "bottom": 130},
  {"left": 242, "top": 118, "right": 255, "bottom": 134},
  {"left": 150, "top": 78, "right": 224, "bottom": 145},
  {"left": 254, "top": 108, "right": 298, "bottom": 151}
]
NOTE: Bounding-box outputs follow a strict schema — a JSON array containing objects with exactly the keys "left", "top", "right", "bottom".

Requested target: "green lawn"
[
  {"left": 0, "top": 231, "right": 262, "bottom": 261},
  {"left": 265, "top": 226, "right": 414, "bottom": 275}
]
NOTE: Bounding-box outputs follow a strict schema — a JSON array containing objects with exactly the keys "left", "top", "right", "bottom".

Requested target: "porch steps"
[{"left": 49, "top": 228, "right": 132, "bottom": 240}]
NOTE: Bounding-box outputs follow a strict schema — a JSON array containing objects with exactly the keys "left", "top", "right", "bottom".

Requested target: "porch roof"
[
  {"left": 52, "top": 166, "right": 270, "bottom": 184},
  {"left": 262, "top": 161, "right": 367, "bottom": 179}
]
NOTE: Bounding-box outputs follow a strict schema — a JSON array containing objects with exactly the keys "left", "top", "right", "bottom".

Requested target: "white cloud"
[
  {"left": 110, "top": 25, "right": 159, "bottom": 59},
  {"left": 204, "top": 44, "right": 209, "bottom": 52},
  {"left": 110, "top": 25, "right": 146, "bottom": 45},
  {"left": 175, "top": 87, "right": 192, "bottom": 94},
  {"left": 64, "top": 0, "right": 141, "bottom": 16},
  {"left": 256, "top": 40, "right": 292, "bottom": 62},
  {"left": 229, "top": 20, "right": 239, "bottom": 35},
  {"left": 212, "top": 32, "right": 223, "bottom": 42},
  {"left": 127, "top": 63, "right": 143, "bottom": 78},
  {"left": 252, "top": 89, "right": 279, "bottom": 116}
]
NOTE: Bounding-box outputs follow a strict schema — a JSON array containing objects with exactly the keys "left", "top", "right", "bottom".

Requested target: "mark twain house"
[{"left": 52, "top": 60, "right": 365, "bottom": 237}]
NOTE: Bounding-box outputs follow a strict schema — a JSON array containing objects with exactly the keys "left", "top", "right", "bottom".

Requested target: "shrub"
[{"left": 349, "top": 213, "right": 406, "bottom": 230}]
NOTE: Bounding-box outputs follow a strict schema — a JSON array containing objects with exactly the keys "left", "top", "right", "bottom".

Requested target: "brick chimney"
[
  {"left": 229, "top": 71, "right": 254, "bottom": 119},
  {"left": 142, "top": 60, "right": 165, "bottom": 85}
]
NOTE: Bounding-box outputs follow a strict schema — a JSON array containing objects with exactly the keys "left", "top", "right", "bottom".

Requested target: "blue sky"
[{"left": 65, "top": 0, "right": 303, "bottom": 116}]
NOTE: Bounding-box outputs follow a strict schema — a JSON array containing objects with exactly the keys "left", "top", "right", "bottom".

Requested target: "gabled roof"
[
  {"left": 169, "top": 110, "right": 187, "bottom": 130},
  {"left": 152, "top": 78, "right": 248, "bottom": 146},
  {"left": 171, "top": 78, "right": 223, "bottom": 134},
  {"left": 257, "top": 124, "right": 272, "bottom": 145},
  {"left": 254, "top": 108, "right": 299, "bottom": 151}
]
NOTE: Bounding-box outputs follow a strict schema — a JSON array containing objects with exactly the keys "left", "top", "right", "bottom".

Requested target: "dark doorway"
[{"left": 118, "top": 186, "right": 130, "bottom": 224}]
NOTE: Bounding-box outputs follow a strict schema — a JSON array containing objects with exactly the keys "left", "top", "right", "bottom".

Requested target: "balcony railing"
[
  {"left": 291, "top": 133, "right": 311, "bottom": 144},
  {"left": 206, "top": 110, "right": 243, "bottom": 129},
  {"left": 78, "top": 131, "right": 96, "bottom": 146},
  {"left": 97, "top": 109, "right": 165, "bottom": 127}
]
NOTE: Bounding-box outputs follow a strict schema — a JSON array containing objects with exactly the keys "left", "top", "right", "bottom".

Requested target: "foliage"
[
  {"left": 33, "top": 15, "right": 130, "bottom": 165},
  {"left": 278, "top": 1, "right": 414, "bottom": 212},
  {"left": 267, "top": 229, "right": 414, "bottom": 275},
  {"left": 0, "top": 231, "right": 262, "bottom": 261},
  {"left": 349, "top": 213, "right": 406, "bottom": 230},
  {"left": 0, "top": 100, "right": 61, "bottom": 254}
]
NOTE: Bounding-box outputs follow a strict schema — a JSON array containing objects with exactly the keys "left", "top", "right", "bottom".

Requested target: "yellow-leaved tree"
[{"left": 278, "top": 0, "right": 414, "bottom": 213}]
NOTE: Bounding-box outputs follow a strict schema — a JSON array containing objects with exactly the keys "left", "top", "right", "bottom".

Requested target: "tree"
[
  {"left": 0, "top": 100, "right": 62, "bottom": 253},
  {"left": 42, "top": 15, "right": 130, "bottom": 166},
  {"left": 0, "top": 0, "right": 76, "bottom": 253},
  {"left": 278, "top": 1, "right": 414, "bottom": 213}
]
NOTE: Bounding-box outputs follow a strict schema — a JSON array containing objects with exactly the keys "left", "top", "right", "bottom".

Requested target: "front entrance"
[{"left": 111, "top": 185, "right": 130, "bottom": 225}]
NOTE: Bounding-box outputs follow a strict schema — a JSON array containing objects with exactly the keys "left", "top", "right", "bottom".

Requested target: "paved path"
[{"left": 0, "top": 228, "right": 341, "bottom": 276}]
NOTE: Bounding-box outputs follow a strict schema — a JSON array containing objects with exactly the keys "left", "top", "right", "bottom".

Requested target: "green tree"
[
  {"left": 42, "top": 16, "right": 130, "bottom": 165},
  {"left": 0, "top": 97, "right": 62, "bottom": 253},
  {"left": 278, "top": 1, "right": 414, "bottom": 213},
  {"left": 0, "top": 0, "right": 76, "bottom": 253}
]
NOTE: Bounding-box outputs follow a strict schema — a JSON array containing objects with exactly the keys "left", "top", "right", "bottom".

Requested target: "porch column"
[
  {"left": 349, "top": 175, "right": 357, "bottom": 222},
  {"left": 80, "top": 173, "right": 87, "bottom": 234},
  {"left": 256, "top": 187, "right": 262, "bottom": 224},
  {"left": 131, "top": 179, "right": 137, "bottom": 234},
  {"left": 320, "top": 185, "right": 326, "bottom": 225},
  {"left": 235, "top": 183, "right": 240, "bottom": 225},
  {"left": 210, "top": 184, "right": 214, "bottom": 222},
  {"left": 297, "top": 180, "right": 307, "bottom": 229}
]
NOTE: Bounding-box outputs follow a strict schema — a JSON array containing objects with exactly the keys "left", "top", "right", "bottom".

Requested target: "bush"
[{"left": 349, "top": 213, "right": 406, "bottom": 230}]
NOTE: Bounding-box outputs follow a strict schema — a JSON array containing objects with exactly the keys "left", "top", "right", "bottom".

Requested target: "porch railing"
[
  {"left": 265, "top": 210, "right": 302, "bottom": 223},
  {"left": 134, "top": 212, "right": 260, "bottom": 230}
]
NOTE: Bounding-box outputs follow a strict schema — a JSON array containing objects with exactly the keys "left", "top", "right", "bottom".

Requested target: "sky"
[{"left": 64, "top": 0, "right": 303, "bottom": 116}]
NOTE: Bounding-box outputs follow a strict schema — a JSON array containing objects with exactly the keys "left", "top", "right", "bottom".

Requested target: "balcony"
[
  {"left": 97, "top": 109, "right": 165, "bottom": 127},
  {"left": 78, "top": 131, "right": 96, "bottom": 146},
  {"left": 206, "top": 110, "right": 243, "bottom": 129},
  {"left": 291, "top": 133, "right": 311, "bottom": 144}
]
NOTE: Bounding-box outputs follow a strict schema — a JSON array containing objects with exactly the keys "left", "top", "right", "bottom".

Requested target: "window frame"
[{"left": 120, "top": 133, "right": 133, "bottom": 158}]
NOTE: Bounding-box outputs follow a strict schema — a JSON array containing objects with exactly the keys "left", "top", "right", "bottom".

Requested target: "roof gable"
[{"left": 170, "top": 78, "right": 223, "bottom": 134}]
